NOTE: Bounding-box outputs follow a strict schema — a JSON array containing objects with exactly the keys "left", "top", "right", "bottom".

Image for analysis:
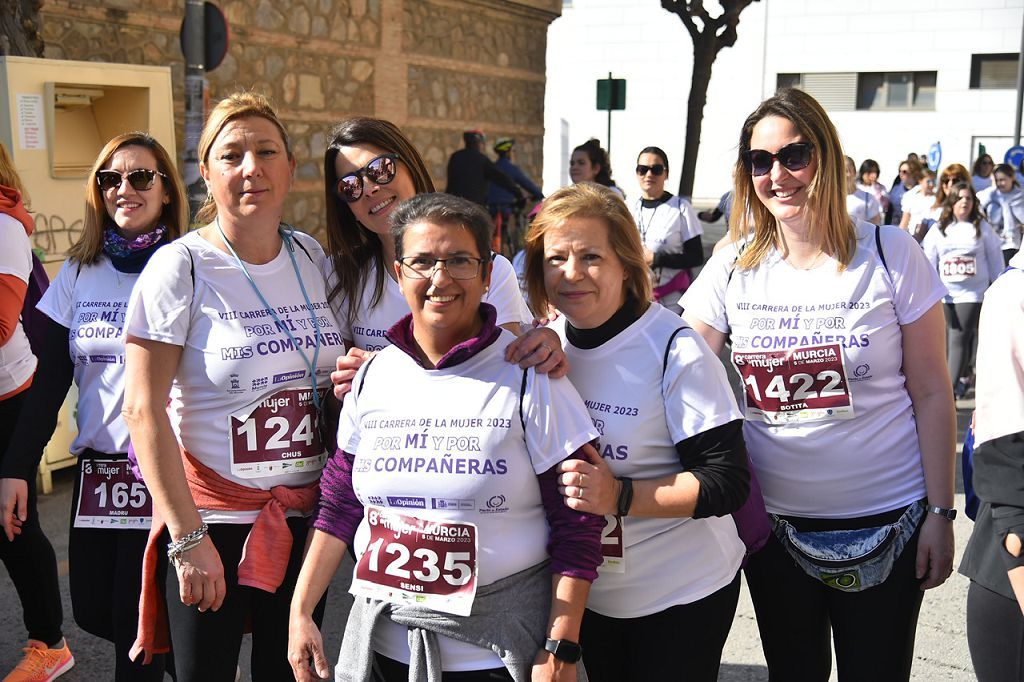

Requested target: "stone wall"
[{"left": 37, "top": 0, "right": 558, "bottom": 239}]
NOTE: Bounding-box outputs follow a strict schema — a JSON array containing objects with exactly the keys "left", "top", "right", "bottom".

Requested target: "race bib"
[
  {"left": 940, "top": 255, "right": 977, "bottom": 283},
  {"left": 599, "top": 514, "right": 625, "bottom": 573},
  {"left": 228, "top": 388, "right": 327, "bottom": 479},
  {"left": 733, "top": 343, "right": 854, "bottom": 424},
  {"left": 350, "top": 506, "right": 478, "bottom": 617},
  {"left": 74, "top": 458, "right": 152, "bottom": 529}
]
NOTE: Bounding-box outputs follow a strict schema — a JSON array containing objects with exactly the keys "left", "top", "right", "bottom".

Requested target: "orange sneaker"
[{"left": 2, "top": 640, "right": 74, "bottom": 682}]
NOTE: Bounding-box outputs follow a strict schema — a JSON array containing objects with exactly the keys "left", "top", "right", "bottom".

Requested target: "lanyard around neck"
[{"left": 215, "top": 218, "right": 323, "bottom": 413}]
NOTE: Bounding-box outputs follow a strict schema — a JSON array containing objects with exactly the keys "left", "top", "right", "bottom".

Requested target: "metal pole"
[
  {"left": 1015, "top": 11, "right": 1024, "bottom": 145},
  {"left": 607, "top": 71, "right": 612, "bottom": 154},
  {"left": 184, "top": 0, "right": 206, "bottom": 221}
]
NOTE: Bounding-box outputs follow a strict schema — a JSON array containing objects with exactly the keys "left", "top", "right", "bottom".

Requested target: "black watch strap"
[
  {"left": 544, "top": 638, "right": 583, "bottom": 663},
  {"left": 926, "top": 504, "right": 957, "bottom": 520}
]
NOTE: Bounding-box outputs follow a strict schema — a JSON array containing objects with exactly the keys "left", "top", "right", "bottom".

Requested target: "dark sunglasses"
[
  {"left": 636, "top": 164, "right": 665, "bottom": 177},
  {"left": 742, "top": 142, "right": 813, "bottom": 177},
  {"left": 336, "top": 154, "right": 399, "bottom": 203},
  {"left": 96, "top": 168, "right": 166, "bottom": 192}
]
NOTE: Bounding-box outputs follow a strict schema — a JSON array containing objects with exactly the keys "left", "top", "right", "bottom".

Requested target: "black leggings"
[
  {"left": 68, "top": 456, "right": 166, "bottom": 681},
  {"left": 944, "top": 302, "right": 981, "bottom": 384},
  {"left": 163, "top": 517, "right": 326, "bottom": 682},
  {"left": 374, "top": 654, "right": 514, "bottom": 681},
  {"left": 744, "top": 511, "right": 924, "bottom": 682},
  {"left": 0, "top": 391, "right": 63, "bottom": 646},
  {"left": 967, "top": 580, "right": 1024, "bottom": 681},
  {"left": 579, "top": 572, "right": 741, "bottom": 682}
]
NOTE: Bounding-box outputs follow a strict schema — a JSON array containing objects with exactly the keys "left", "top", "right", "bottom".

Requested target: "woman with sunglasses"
[
  {"left": 289, "top": 193, "right": 602, "bottom": 682},
  {"left": 972, "top": 154, "right": 995, "bottom": 193},
  {"left": 122, "top": 92, "right": 345, "bottom": 682},
  {"left": 0, "top": 143, "right": 76, "bottom": 681},
  {"left": 322, "top": 117, "right": 564, "bottom": 401},
  {"left": 0, "top": 133, "right": 186, "bottom": 681},
  {"left": 681, "top": 88, "right": 955, "bottom": 681},
  {"left": 901, "top": 163, "right": 971, "bottom": 242},
  {"left": 569, "top": 139, "right": 623, "bottom": 197},
  {"left": 979, "top": 163, "right": 1024, "bottom": 265},
  {"left": 628, "top": 146, "right": 704, "bottom": 312},
  {"left": 523, "top": 183, "right": 748, "bottom": 682},
  {"left": 921, "top": 182, "right": 1002, "bottom": 400}
]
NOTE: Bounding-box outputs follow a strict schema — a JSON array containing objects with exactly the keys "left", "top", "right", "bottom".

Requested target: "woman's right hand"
[
  {"left": 331, "top": 347, "right": 374, "bottom": 400},
  {"left": 175, "top": 534, "right": 226, "bottom": 612},
  {"left": 0, "top": 478, "right": 27, "bottom": 541},
  {"left": 288, "top": 612, "right": 330, "bottom": 681}
]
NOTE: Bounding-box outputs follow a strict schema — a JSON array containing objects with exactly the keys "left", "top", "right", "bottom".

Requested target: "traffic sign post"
[
  {"left": 596, "top": 73, "right": 626, "bottom": 156},
  {"left": 927, "top": 142, "right": 942, "bottom": 172},
  {"left": 1006, "top": 145, "right": 1024, "bottom": 169}
]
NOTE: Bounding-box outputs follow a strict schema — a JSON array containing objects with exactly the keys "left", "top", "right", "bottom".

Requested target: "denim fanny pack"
[{"left": 770, "top": 500, "right": 924, "bottom": 592}]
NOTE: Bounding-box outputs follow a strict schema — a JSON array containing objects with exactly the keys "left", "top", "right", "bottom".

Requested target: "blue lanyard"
[{"left": 216, "top": 218, "right": 323, "bottom": 414}]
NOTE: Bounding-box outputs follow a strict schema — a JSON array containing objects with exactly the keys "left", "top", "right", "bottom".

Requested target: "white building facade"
[{"left": 543, "top": 0, "right": 1024, "bottom": 204}]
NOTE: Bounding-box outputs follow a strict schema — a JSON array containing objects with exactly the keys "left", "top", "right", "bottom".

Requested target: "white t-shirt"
[
  {"left": 973, "top": 175, "right": 993, "bottom": 193},
  {"left": 0, "top": 214, "right": 36, "bottom": 395},
  {"left": 921, "top": 220, "right": 1003, "bottom": 303},
  {"left": 551, "top": 304, "right": 743, "bottom": 617},
  {"left": 846, "top": 190, "right": 881, "bottom": 223},
  {"left": 974, "top": 249, "right": 1024, "bottom": 446},
  {"left": 339, "top": 331, "right": 598, "bottom": 670},
  {"left": 629, "top": 194, "right": 703, "bottom": 310},
  {"left": 37, "top": 256, "right": 139, "bottom": 454},
  {"left": 324, "top": 254, "right": 531, "bottom": 350},
  {"left": 681, "top": 222, "right": 946, "bottom": 517},
  {"left": 124, "top": 231, "right": 344, "bottom": 523},
  {"left": 901, "top": 187, "right": 938, "bottom": 231}
]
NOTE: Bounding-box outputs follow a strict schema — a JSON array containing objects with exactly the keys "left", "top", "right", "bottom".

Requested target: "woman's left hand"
[
  {"left": 505, "top": 327, "right": 569, "bottom": 378},
  {"left": 558, "top": 443, "right": 617, "bottom": 515},
  {"left": 916, "top": 512, "right": 955, "bottom": 590},
  {"left": 531, "top": 649, "right": 576, "bottom": 682}
]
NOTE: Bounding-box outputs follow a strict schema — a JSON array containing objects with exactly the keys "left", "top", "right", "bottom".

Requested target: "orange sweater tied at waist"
[{"left": 131, "top": 449, "right": 319, "bottom": 664}]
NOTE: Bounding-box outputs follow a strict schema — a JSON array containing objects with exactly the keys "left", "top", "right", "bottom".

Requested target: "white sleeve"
[
  {"left": 878, "top": 226, "right": 947, "bottom": 325},
  {"left": 0, "top": 215, "right": 31, "bottom": 282},
  {"left": 35, "top": 258, "right": 78, "bottom": 327},
  {"left": 336, "top": 358, "right": 369, "bottom": 454},
  {"left": 920, "top": 226, "right": 940, "bottom": 269},
  {"left": 663, "top": 327, "right": 742, "bottom": 443},
  {"left": 678, "top": 198, "right": 703, "bottom": 239},
  {"left": 485, "top": 254, "right": 531, "bottom": 327},
  {"left": 521, "top": 371, "right": 599, "bottom": 474},
  {"left": 123, "top": 242, "right": 195, "bottom": 346},
  {"left": 678, "top": 246, "right": 736, "bottom": 334},
  {"left": 320, "top": 255, "right": 354, "bottom": 343},
  {"left": 982, "top": 222, "right": 1005, "bottom": 284}
]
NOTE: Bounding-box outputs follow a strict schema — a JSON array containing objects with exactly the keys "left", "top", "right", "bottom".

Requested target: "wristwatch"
[
  {"left": 544, "top": 638, "right": 583, "bottom": 663},
  {"left": 926, "top": 505, "right": 957, "bottom": 520}
]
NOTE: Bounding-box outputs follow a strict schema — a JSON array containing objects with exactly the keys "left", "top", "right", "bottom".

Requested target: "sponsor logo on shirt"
[
  {"left": 432, "top": 498, "right": 475, "bottom": 511},
  {"left": 251, "top": 377, "right": 269, "bottom": 391},
  {"left": 387, "top": 496, "right": 426, "bottom": 509},
  {"left": 273, "top": 369, "right": 307, "bottom": 385},
  {"left": 227, "top": 373, "right": 245, "bottom": 394},
  {"left": 850, "top": 363, "right": 873, "bottom": 381},
  {"left": 479, "top": 494, "right": 509, "bottom": 514}
]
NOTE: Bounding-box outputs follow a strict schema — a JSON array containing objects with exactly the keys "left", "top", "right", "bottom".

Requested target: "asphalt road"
[{"left": 0, "top": 216, "right": 979, "bottom": 681}]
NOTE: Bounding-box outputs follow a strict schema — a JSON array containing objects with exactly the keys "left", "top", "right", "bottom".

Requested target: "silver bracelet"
[{"left": 167, "top": 523, "right": 209, "bottom": 565}]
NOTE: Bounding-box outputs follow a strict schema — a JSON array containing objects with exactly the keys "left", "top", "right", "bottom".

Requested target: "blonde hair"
[
  {"left": 195, "top": 91, "right": 292, "bottom": 224},
  {"left": 730, "top": 88, "right": 854, "bottom": 271},
  {"left": 0, "top": 142, "right": 29, "bottom": 207},
  {"left": 524, "top": 182, "right": 651, "bottom": 317},
  {"left": 69, "top": 132, "right": 187, "bottom": 264}
]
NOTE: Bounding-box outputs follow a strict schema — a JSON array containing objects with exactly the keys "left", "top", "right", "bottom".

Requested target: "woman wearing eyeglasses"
[
  {"left": 122, "top": 93, "right": 345, "bottom": 682},
  {"left": 289, "top": 193, "right": 602, "bottom": 682},
  {"left": 0, "top": 133, "right": 185, "bottom": 681},
  {"left": 322, "top": 117, "right": 564, "bottom": 401},
  {"left": 628, "top": 146, "right": 704, "bottom": 313},
  {"left": 681, "top": 88, "right": 955, "bottom": 681}
]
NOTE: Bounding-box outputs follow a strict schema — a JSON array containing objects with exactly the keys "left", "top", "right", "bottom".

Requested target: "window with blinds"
[{"left": 970, "top": 54, "right": 1018, "bottom": 89}]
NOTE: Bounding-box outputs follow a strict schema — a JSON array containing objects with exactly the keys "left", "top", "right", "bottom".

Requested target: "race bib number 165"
[{"left": 732, "top": 343, "right": 854, "bottom": 424}]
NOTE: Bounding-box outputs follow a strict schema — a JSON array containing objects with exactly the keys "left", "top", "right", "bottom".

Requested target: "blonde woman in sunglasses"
[
  {"left": 682, "top": 87, "right": 955, "bottom": 681},
  {"left": 0, "top": 132, "right": 186, "bottom": 681},
  {"left": 320, "top": 118, "right": 568, "bottom": 402}
]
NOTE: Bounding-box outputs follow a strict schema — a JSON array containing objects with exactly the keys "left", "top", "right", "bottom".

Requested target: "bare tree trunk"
[
  {"left": 0, "top": 0, "right": 44, "bottom": 57},
  {"left": 679, "top": 34, "right": 717, "bottom": 199}
]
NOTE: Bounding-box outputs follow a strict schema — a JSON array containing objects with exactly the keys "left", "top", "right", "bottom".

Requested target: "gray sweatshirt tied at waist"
[{"left": 335, "top": 560, "right": 588, "bottom": 682}]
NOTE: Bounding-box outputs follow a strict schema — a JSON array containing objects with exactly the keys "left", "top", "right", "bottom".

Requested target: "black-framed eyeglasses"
[
  {"left": 96, "top": 168, "right": 166, "bottom": 192},
  {"left": 742, "top": 142, "right": 813, "bottom": 177},
  {"left": 398, "top": 256, "right": 484, "bottom": 280},
  {"left": 336, "top": 154, "right": 398, "bottom": 203},
  {"left": 636, "top": 164, "right": 665, "bottom": 177}
]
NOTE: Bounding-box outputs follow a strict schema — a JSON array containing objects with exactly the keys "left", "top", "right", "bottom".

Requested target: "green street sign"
[{"left": 597, "top": 78, "right": 626, "bottom": 111}]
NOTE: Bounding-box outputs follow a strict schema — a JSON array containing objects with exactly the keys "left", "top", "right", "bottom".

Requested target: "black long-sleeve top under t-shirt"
[
  {"left": 564, "top": 298, "right": 749, "bottom": 518},
  {"left": 0, "top": 317, "right": 75, "bottom": 480}
]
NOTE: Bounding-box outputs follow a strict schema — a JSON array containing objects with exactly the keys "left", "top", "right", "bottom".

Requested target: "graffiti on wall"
[{"left": 32, "top": 212, "right": 83, "bottom": 262}]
